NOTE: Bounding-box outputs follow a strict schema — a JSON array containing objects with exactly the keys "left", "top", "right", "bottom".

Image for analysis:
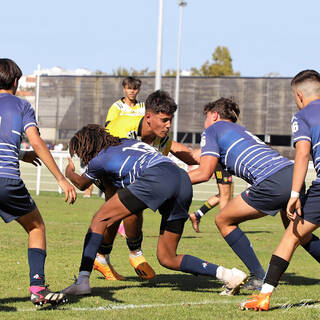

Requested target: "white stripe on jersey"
[
  {"left": 0, "top": 142, "right": 18, "bottom": 150},
  {"left": 119, "top": 156, "right": 131, "bottom": 188},
  {"left": 0, "top": 161, "right": 19, "bottom": 167},
  {"left": 224, "top": 138, "right": 244, "bottom": 166},
  {"left": 313, "top": 141, "right": 320, "bottom": 149},
  {"left": 0, "top": 155, "right": 18, "bottom": 160},
  {"left": 201, "top": 151, "right": 220, "bottom": 157},
  {"left": 257, "top": 161, "right": 290, "bottom": 183},
  {"left": 234, "top": 145, "right": 268, "bottom": 176},
  {"left": 293, "top": 136, "right": 311, "bottom": 142},
  {"left": 0, "top": 148, "right": 18, "bottom": 154},
  {"left": 250, "top": 155, "right": 276, "bottom": 175},
  {"left": 242, "top": 150, "right": 270, "bottom": 177},
  {"left": 12, "top": 130, "right": 21, "bottom": 136},
  {"left": 24, "top": 122, "right": 37, "bottom": 131},
  {"left": 0, "top": 172, "right": 19, "bottom": 177}
]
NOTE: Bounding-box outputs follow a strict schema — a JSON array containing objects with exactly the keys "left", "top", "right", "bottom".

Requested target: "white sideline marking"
[{"left": 17, "top": 300, "right": 237, "bottom": 312}]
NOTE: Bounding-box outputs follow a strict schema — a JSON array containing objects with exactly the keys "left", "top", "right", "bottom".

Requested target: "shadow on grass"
[
  {"left": 244, "top": 230, "right": 272, "bottom": 234},
  {"left": 65, "top": 273, "right": 223, "bottom": 305},
  {"left": 281, "top": 272, "right": 319, "bottom": 286}
]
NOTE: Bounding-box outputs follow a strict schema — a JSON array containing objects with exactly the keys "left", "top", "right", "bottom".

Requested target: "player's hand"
[
  {"left": 59, "top": 178, "right": 77, "bottom": 204},
  {"left": 189, "top": 213, "right": 200, "bottom": 233},
  {"left": 286, "top": 197, "right": 301, "bottom": 221},
  {"left": 22, "top": 151, "right": 41, "bottom": 167},
  {"left": 65, "top": 158, "right": 75, "bottom": 178}
]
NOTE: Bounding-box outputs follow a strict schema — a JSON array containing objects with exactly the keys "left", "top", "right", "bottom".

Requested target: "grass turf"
[{"left": 0, "top": 192, "right": 319, "bottom": 319}]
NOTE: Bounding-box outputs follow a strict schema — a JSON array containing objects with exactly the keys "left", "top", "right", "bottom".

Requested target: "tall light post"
[
  {"left": 155, "top": 0, "right": 164, "bottom": 90},
  {"left": 173, "top": 0, "right": 187, "bottom": 141}
]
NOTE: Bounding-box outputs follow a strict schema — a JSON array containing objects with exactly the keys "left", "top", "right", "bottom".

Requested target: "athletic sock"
[
  {"left": 126, "top": 233, "right": 143, "bottom": 252},
  {"left": 129, "top": 250, "right": 143, "bottom": 259},
  {"left": 194, "top": 201, "right": 213, "bottom": 219},
  {"left": 180, "top": 255, "right": 218, "bottom": 277},
  {"left": 264, "top": 254, "right": 289, "bottom": 287},
  {"left": 302, "top": 234, "right": 320, "bottom": 263},
  {"left": 260, "top": 283, "right": 275, "bottom": 294},
  {"left": 76, "top": 271, "right": 90, "bottom": 284},
  {"left": 79, "top": 232, "right": 103, "bottom": 273},
  {"left": 224, "top": 228, "right": 265, "bottom": 279},
  {"left": 28, "top": 248, "right": 47, "bottom": 286}
]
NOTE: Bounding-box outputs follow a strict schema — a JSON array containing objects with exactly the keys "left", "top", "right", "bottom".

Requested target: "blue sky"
[{"left": 2, "top": 0, "right": 319, "bottom": 77}]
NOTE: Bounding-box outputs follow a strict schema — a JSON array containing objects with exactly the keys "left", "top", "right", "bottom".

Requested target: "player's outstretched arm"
[
  {"left": 170, "top": 140, "right": 200, "bottom": 165},
  {"left": 25, "top": 126, "right": 77, "bottom": 204},
  {"left": 188, "top": 155, "right": 218, "bottom": 185},
  {"left": 65, "top": 158, "right": 93, "bottom": 191}
]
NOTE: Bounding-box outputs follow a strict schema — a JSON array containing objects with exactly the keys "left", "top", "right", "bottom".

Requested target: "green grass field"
[{"left": 0, "top": 192, "right": 319, "bottom": 319}]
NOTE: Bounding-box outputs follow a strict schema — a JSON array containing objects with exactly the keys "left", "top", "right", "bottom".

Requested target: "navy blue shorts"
[
  {"left": 0, "top": 178, "right": 36, "bottom": 223},
  {"left": 241, "top": 165, "right": 293, "bottom": 216},
  {"left": 127, "top": 162, "right": 192, "bottom": 222},
  {"left": 300, "top": 182, "right": 320, "bottom": 226}
]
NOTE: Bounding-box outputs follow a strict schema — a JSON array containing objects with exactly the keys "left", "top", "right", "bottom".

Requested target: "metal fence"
[{"left": 37, "top": 75, "right": 297, "bottom": 157}]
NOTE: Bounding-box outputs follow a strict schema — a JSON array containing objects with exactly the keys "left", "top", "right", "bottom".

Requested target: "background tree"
[{"left": 191, "top": 46, "right": 240, "bottom": 76}]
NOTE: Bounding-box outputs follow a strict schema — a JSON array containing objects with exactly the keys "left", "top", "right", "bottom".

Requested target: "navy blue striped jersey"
[
  {"left": 84, "top": 139, "right": 172, "bottom": 188},
  {"left": 200, "top": 121, "right": 292, "bottom": 185},
  {"left": 0, "top": 93, "right": 38, "bottom": 179},
  {"left": 291, "top": 99, "right": 320, "bottom": 183}
]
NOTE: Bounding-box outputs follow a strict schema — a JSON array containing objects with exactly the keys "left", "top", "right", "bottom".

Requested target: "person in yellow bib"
[
  {"left": 105, "top": 76, "right": 145, "bottom": 123},
  {"left": 93, "top": 90, "right": 199, "bottom": 282}
]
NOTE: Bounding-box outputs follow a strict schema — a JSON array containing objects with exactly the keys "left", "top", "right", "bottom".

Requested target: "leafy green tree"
[{"left": 191, "top": 46, "right": 240, "bottom": 76}]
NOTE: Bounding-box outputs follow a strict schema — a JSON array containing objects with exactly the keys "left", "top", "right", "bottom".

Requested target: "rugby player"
[
  {"left": 188, "top": 97, "right": 320, "bottom": 293},
  {"left": 62, "top": 124, "right": 247, "bottom": 295},
  {"left": 0, "top": 58, "right": 76, "bottom": 306},
  {"left": 93, "top": 90, "right": 199, "bottom": 282},
  {"left": 241, "top": 70, "right": 320, "bottom": 311},
  {"left": 189, "top": 162, "right": 233, "bottom": 233}
]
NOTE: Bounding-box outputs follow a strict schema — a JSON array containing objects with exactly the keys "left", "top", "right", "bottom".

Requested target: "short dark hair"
[
  {"left": 203, "top": 97, "right": 240, "bottom": 123},
  {"left": 0, "top": 58, "right": 22, "bottom": 90},
  {"left": 145, "top": 90, "right": 177, "bottom": 115},
  {"left": 122, "top": 76, "right": 141, "bottom": 89},
  {"left": 291, "top": 70, "right": 320, "bottom": 87}
]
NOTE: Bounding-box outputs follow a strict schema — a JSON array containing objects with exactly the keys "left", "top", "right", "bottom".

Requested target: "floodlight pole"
[
  {"left": 173, "top": 1, "right": 187, "bottom": 141},
  {"left": 155, "top": 0, "right": 164, "bottom": 90}
]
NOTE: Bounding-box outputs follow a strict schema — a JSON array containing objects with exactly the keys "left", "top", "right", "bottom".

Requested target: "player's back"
[
  {"left": 87, "top": 139, "right": 172, "bottom": 188},
  {"left": 0, "top": 93, "right": 36, "bottom": 179},
  {"left": 202, "top": 121, "right": 292, "bottom": 185}
]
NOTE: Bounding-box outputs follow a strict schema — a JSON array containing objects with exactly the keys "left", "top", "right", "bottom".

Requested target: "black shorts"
[
  {"left": 214, "top": 163, "right": 232, "bottom": 184},
  {"left": 0, "top": 178, "right": 36, "bottom": 223},
  {"left": 118, "top": 162, "right": 192, "bottom": 234},
  {"left": 300, "top": 182, "right": 320, "bottom": 226},
  {"left": 241, "top": 165, "right": 293, "bottom": 216}
]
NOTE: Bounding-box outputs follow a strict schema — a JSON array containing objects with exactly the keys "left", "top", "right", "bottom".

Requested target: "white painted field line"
[{"left": 16, "top": 299, "right": 238, "bottom": 312}]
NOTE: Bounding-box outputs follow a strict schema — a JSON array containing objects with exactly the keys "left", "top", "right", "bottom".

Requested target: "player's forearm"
[
  {"left": 31, "top": 139, "right": 65, "bottom": 182},
  {"left": 65, "top": 169, "right": 90, "bottom": 191},
  {"left": 188, "top": 168, "right": 211, "bottom": 185},
  {"left": 170, "top": 141, "right": 199, "bottom": 165},
  {"left": 291, "top": 152, "right": 309, "bottom": 193}
]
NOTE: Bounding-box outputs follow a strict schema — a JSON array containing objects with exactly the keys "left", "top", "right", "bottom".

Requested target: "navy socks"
[
  {"left": 224, "top": 228, "right": 265, "bottom": 279},
  {"left": 80, "top": 232, "right": 103, "bottom": 273},
  {"left": 180, "top": 254, "right": 218, "bottom": 277},
  {"left": 28, "top": 248, "right": 46, "bottom": 286}
]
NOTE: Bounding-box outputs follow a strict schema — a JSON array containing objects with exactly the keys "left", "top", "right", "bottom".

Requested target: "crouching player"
[
  {"left": 62, "top": 124, "right": 247, "bottom": 295},
  {"left": 241, "top": 70, "right": 320, "bottom": 311},
  {"left": 0, "top": 58, "right": 77, "bottom": 306}
]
